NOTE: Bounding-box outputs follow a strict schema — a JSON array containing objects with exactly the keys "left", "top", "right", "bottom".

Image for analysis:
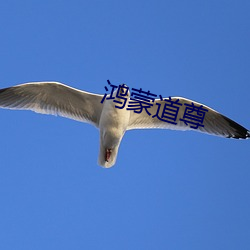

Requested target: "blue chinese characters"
[{"left": 101, "top": 80, "right": 209, "bottom": 129}]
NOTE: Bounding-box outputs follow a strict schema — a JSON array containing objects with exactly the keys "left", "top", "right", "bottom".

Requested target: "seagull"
[{"left": 0, "top": 81, "right": 249, "bottom": 168}]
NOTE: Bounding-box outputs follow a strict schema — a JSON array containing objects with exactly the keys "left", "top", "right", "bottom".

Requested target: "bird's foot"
[{"left": 105, "top": 149, "right": 112, "bottom": 162}]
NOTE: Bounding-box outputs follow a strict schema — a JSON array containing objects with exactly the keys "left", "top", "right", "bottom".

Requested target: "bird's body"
[
  {"left": 0, "top": 81, "right": 249, "bottom": 168},
  {"left": 98, "top": 96, "right": 130, "bottom": 167}
]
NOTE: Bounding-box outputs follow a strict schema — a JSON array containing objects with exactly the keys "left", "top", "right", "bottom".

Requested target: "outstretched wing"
[
  {"left": 128, "top": 96, "right": 250, "bottom": 139},
  {"left": 0, "top": 82, "right": 104, "bottom": 127}
]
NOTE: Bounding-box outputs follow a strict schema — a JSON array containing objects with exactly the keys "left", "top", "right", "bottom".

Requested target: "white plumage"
[{"left": 0, "top": 82, "right": 249, "bottom": 167}]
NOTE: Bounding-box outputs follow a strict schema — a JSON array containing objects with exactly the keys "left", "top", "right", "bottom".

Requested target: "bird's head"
[{"left": 115, "top": 83, "right": 130, "bottom": 98}]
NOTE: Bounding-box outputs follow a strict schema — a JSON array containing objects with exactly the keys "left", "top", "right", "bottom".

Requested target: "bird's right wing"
[
  {"left": 0, "top": 82, "right": 104, "bottom": 127},
  {"left": 128, "top": 96, "right": 250, "bottom": 139}
]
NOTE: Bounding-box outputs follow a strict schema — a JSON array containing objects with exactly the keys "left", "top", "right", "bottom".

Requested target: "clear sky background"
[{"left": 0, "top": 1, "right": 249, "bottom": 249}]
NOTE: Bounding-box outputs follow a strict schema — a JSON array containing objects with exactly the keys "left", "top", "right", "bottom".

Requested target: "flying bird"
[{"left": 0, "top": 82, "right": 249, "bottom": 168}]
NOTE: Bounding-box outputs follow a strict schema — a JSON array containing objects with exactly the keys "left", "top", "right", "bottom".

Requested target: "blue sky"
[{"left": 0, "top": 1, "right": 249, "bottom": 249}]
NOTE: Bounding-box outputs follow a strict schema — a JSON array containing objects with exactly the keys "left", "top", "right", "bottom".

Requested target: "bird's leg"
[{"left": 105, "top": 149, "right": 112, "bottom": 162}]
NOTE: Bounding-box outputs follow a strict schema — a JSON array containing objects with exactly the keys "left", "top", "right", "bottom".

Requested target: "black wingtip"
[
  {"left": 247, "top": 131, "right": 250, "bottom": 138},
  {"left": 0, "top": 88, "right": 8, "bottom": 94},
  {"left": 222, "top": 115, "right": 250, "bottom": 139}
]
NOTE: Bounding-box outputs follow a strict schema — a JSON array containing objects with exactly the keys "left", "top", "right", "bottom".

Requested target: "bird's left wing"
[
  {"left": 0, "top": 82, "right": 104, "bottom": 127},
  {"left": 127, "top": 96, "right": 250, "bottom": 139}
]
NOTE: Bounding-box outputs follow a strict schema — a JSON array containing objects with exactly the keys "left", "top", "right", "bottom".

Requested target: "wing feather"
[
  {"left": 128, "top": 96, "right": 249, "bottom": 139},
  {"left": 0, "top": 82, "right": 104, "bottom": 127}
]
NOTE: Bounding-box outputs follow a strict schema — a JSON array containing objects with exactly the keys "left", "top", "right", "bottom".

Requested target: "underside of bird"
[{"left": 0, "top": 81, "right": 249, "bottom": 168}]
